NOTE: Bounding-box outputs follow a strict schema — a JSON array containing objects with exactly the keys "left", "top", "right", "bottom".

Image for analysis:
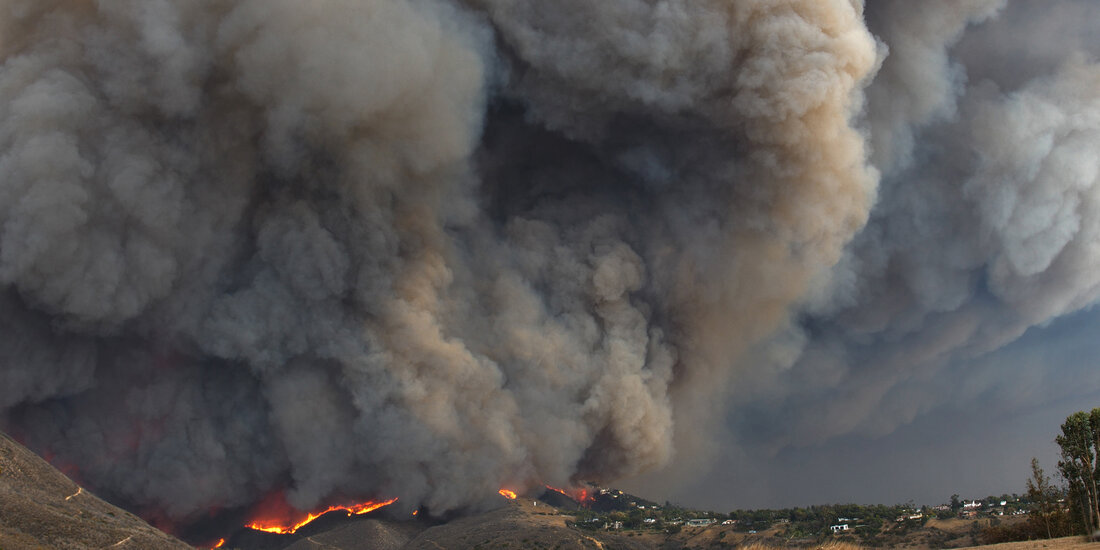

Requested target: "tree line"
[
  {"left": 1056, "top": 408, "right": 1100, "bottom": 535},
  {"left": 986, "top": 407, "right": 1100, "bottom": 543}
]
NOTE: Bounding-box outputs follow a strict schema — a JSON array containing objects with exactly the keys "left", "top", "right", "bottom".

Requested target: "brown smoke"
[{"left": 0, "top": 0, "right": 879, "bottom": 528}]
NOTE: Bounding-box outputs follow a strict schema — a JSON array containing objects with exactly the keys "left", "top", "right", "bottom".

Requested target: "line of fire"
[{"left": 211, "top": 483, "right": 598, "bottom": 547}]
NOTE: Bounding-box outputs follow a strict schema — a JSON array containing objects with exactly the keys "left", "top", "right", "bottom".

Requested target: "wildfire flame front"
[
  {"left": 544, "top": 484, "right": 592, "bottom": 506},
  {"left": 245, "top": 497, "right": 399, "bottom": 535}
]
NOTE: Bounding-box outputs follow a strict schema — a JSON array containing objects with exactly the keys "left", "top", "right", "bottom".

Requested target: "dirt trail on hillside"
[{"left": 0, "top": 431, "right": 190, "bottom": 550}]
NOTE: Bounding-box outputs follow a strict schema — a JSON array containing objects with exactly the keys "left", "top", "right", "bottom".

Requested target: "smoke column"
[
  {"left": 721, "top": 0, "right": 1100, "bottom": 459},
  {"left": 2, "top": 0, "right": 1098, "bottom": 534}
]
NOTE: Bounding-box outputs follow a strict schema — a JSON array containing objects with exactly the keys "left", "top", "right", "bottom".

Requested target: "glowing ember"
[
  {"left": 498, "top": 489, "right": 518, "bottom": 499},
  {"left": 245, "top": 497, "right": 398, "bottom": 534},
  {"left": 210, "top": 539, "right": 225, "bottom": 549}
]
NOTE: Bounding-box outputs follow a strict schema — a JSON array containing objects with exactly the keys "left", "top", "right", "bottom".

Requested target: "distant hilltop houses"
[
  {"left": 830, "top": 516, "right": 862, "bottom": 533},
  {"left": 686, "top": 518, "right": 716, "bottom": 527},
  {"left": 563, "top": 483, "right": 1034, "bottom": 542},
  {"left": 952, "top": 497, "right": 1031, "bottom": 519}
]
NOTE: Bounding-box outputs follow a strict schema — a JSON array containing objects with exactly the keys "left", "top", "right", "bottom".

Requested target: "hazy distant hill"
[{"left": 0, "top": 431, "right": 191, "bottom": 550}]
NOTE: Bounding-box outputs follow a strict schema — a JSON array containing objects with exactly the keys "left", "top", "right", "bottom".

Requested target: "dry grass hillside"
[
  {"left": 955, "top": 537, "right": 1100, "bottom": 550},
  {"left": 735, "top": 544, "right": 864, "bottom": 550},
  {"left": 0, "top": 431, "right": 191, "bottom": 550},
  {"left": 721, "top": 540, "right": 1098, "bottom": 550}
]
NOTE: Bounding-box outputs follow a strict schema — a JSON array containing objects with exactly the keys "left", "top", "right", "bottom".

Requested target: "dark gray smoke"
[
  {"left": 0, "top": 0, "right": 878, "bottom": 525},
  {"left": 1, "top": 0, "right": 1097, "bottom": 532}
]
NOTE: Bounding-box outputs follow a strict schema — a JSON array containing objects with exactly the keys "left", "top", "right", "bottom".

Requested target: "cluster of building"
[
  {"left": 830, "top": 517, "right": 860, "bottom": 533},
  {"left": 597, "top": 516, "right": 717, "bottom": 531},
  {"left": 957, "top": 499, "right": 1026, "bottom": 518},
  {"left": 686, "top": 518, "right": 716, "bottom": 527}
]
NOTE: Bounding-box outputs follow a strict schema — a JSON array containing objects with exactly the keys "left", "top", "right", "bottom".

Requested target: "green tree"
[{"left": 1056, "top": 408, "right": 1100, "bottom": 534}]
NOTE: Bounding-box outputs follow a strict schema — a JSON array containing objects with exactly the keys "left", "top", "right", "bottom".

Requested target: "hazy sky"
[
  {"left": 694, "top": 0, "right": 1100, "bottom": 510},
  {"left": 654, "top": 306, "right": 1100, "bottom": 510}
]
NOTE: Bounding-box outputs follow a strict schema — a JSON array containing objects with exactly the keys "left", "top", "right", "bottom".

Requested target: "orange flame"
[
  {"left": 544, "top": 484, "right": 593, "bottom": 506},
  {"left": 245, "top": 497, "right": 399, "bottom": 534},
  {"left": 545, "top": 484, "right": 569, "bottom": 496},
  {"left": 211, "top": 539, "right": 225, "bottom": 549},
  {"left": 498, "top": 489, "right": 518, "bottom": 499}
]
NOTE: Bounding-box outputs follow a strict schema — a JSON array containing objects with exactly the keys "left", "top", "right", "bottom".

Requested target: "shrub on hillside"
[{"left": 979, "top": 511, "right": 1078, "bottom": 544}]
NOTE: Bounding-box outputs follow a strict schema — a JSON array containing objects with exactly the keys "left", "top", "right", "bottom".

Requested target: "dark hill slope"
[
  {"left": 278, "top": 518, "right": 423, "bottom": 550},
  {"left": 225, "top": 497, "right": 650, "bottom": 550},
  {"left": 404, "top": 498, "right": 649, "bottom": 550},
  {"left": 0, "top": 431, "right": 191, "bottom": 550}
]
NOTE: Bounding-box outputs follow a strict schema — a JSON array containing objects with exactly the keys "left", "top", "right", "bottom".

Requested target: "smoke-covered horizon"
[{"left": 1, "top": 0, "right": 1098, "bottom": 534}]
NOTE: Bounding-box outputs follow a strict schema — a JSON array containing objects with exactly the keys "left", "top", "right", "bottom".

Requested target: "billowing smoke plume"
[
  {"left": 727, "top": 0, "right": 1100, "bottom": 455},
  {"left": 3, "top": 0, "right": 1098, "bottom": 533},
  {"left": 0, "top": 0, "right": 877, "bottom": 527}
]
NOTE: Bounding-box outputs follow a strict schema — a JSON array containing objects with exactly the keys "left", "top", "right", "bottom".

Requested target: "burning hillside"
[{"left": 244, "top": 495, "right": 399, "bottom": 535}]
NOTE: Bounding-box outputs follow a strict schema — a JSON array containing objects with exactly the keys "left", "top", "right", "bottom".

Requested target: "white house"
[
  {"left": 831, "top": 524, "right": 850, "bottom": 533},
  {"left": 687, "top": 518, "right": 715, "bottom": 527}
]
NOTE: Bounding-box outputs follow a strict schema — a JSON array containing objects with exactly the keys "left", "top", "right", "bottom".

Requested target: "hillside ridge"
[{"left": 0, "top": 431, "right": 191, "bottom": 550}]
